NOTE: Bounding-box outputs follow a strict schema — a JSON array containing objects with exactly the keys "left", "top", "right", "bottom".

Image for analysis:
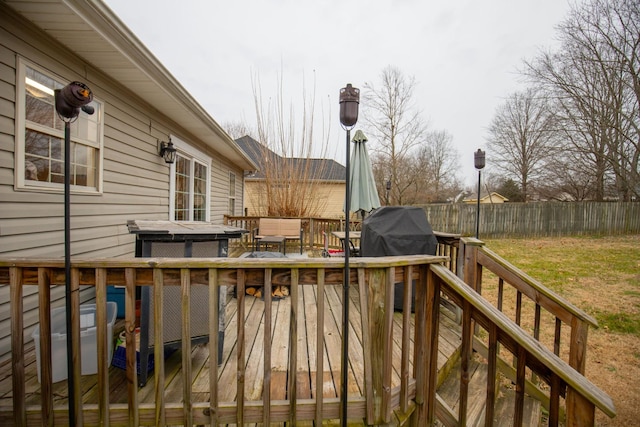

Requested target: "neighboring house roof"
[
  {"left": 235, "top": 135, "right": 280, "bottom": 172},
  {"left": 236, "top": 135, "right": 345, "bottom": 182},
  {"left": 463, "top": 192, "right": 509, "bottom": 203},
  {"left": 3, "top": 0, "right": 256, "bottom": 171}
]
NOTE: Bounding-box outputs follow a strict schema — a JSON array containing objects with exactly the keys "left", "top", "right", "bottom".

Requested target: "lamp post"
[
  {"left": 385, "top": 178, "right": 392, "bottom": 205},
  {"left": 55, "top": 81, "right": 94, "bottom": 427},
  {"left": 474, "top": 149, "right": 486, "bottom": 239},
  {"left": 339, "top": 83, "right": 359, "bottom": 424}
]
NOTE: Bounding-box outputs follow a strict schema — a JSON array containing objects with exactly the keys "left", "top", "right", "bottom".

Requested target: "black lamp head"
[
  {"left": 339, "top": 83, "right": 360, "bottom": 128},
  {"left": 474, "top": 149, "right": 486, "bottom": 170},
  {"left": 158, "top": 139, "right": 177, "bottom": 164},
  {"left": 54, "top": 81, "right": 93, "bottom": 119}
]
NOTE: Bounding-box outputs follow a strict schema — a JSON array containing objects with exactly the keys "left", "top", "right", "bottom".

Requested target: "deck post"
[
  {"left": 10, "top": 267, "right": 26, "bottom": 427},
  {"left": 366, "top": 267, "right": 388, "bottom": 424},
  {"left": 566, "top": 388, "right": 596, "bottom": 427},
  {"left": 461, "top": 239, "right": 483, "bottom": 357},
  {"left": 413, "top": 265, "right": 427, "bottom": 425},
  {"left": 461, "top": 238, "right": 484, "bottom": 294},
  {"left": 423, "top": 266, "right": 441, "bottom": 424},
  {"left": 569, "top": 317, "right": 589, "bottom": 375}
]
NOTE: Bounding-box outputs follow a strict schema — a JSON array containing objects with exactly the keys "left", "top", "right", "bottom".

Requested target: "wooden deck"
[
  {"left": 0, "top": 285, "right": 464, "bottom": 424},
  {"left": 0, "top": 246, "right": 616, "bottom": 425}
]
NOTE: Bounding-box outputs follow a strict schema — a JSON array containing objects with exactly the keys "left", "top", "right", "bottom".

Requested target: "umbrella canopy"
[{"left": 349, "top": 130, "right": 381, "bottom": 213}]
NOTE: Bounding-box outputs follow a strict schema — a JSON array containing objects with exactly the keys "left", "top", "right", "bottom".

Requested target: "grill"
[{"left": 361, "top": 206, "right": 438, "bottom": 310}]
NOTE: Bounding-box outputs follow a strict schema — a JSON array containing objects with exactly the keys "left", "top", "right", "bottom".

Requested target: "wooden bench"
[{"left": 253, "top": 218, "right": 304, "bottom": 254}]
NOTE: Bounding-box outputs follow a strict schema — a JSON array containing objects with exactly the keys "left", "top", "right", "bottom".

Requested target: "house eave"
[{"left": 3, "top": 0, "right": 257, "bottom": 171}]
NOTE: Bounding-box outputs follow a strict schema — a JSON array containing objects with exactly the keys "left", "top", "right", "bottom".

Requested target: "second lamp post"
[
  {"left": 338, "top": 83, "right": 359, "bottom": 424},
  {"left": 474, "top": 149, "right": 486, "bottom": 239}
]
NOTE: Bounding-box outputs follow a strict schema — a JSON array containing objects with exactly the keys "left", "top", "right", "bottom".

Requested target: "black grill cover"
[
  {"left": 360, "top": 206, "right": 438, "bottom": 311},
  {"left": 360, "top": 206, "right": 438, "bottom": 257}
]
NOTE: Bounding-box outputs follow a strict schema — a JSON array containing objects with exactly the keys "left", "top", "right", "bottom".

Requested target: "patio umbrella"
[{"left": 349, "top": 130, "right": 381, "bottom": 215}]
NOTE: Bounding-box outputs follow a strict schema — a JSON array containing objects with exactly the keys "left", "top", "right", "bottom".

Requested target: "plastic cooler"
[{"left": 32, "top": 302, "right": 117, "bottom": 383}]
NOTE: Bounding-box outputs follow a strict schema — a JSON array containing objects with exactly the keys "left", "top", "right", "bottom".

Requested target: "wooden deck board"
[{"left": 0, "top": 285, "right": 464, "bottom": 424}]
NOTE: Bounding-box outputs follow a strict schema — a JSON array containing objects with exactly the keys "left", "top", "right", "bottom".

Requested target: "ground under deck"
[{"left": 1, "top": 285, "right": 465, "bottom": 423}]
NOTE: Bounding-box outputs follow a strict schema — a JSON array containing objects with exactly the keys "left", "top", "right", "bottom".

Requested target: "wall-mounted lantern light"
[{"left": 158, "top": 139, "right": 177, "bottom": 164}]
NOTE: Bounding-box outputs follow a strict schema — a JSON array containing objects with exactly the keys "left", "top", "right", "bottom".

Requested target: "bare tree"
[
  {"left": 248, "top": 70, "right": 335, "bottom": 217},
  {"left": 538, "top": 149, "right": 597, "bottom": 201},
  {"left": 223, "top": 120, "right": 255, "bottom": 140},
  {"left": 362, "top": 66, "right": 427, "bottom": 205},
  {"left": 413, "top": 130, "right": 461, "bottom": 203},
  {"left": 486, "top": 88, "right": 557, "bottom": 201},
  {"left": 525, "top": 0, "right": 640, "bottom": 201}
]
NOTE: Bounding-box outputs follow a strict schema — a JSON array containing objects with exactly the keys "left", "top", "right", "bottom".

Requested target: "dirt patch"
[{"left": 588, "top": 330, "right": 640, "bottom": 426}]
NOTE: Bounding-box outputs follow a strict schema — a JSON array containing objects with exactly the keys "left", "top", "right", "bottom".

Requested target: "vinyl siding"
[{"left": 0, "top": 9, "right": 245, "bottom": 361}]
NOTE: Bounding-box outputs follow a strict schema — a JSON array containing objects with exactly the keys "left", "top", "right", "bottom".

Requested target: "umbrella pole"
[{"left": 341, "top": 128, "right": 351, "bottom": 424}]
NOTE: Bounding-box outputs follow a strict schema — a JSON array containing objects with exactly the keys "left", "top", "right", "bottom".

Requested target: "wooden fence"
[{"left": 418, "top": 201, "right": 640, "bottom": 238}]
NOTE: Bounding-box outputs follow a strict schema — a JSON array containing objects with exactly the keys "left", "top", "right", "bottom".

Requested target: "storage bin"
[
  {"left": 107, "top": 286, "right": 125, "bottom": 318},
  {"left": 32, "top": 302, "right": 117, "bottom": 383}
]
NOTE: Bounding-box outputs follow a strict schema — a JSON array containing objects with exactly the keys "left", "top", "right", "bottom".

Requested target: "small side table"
[{"left": 255, "top": 236, "right": 286, "bottom": 254}]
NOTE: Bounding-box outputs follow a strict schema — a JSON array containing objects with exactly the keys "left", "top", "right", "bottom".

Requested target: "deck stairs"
[{"left": 435, "top": 354, "right": 542, "bottom": 427}]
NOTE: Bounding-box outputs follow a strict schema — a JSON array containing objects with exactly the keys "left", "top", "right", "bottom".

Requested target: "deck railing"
[
  {"left": 428, "top": 264, "right": 616, "bottom": 425},
  {"left": 0, "top": 253, "right": 614, "bottom": 426},
  {"left": 458, "top": 237, "right": 598, "bottom": 376},
  {"left": 224, "top": 215, "right": 361, "bottom": 250},
  {"left": 431, "top": 235, "right": 602, "bottom": 422}
]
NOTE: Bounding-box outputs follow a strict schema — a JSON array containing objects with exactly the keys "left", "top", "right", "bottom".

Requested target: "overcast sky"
[{"left": 104, "top": 0, "right": 578, "bottom": 186}]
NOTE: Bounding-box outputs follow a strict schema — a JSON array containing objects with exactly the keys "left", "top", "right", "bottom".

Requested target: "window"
[
  {"left": 15, "top": 59, "right": 104, "bottom": 192},
  {"left": 170, "top": 137, "right": 211, "bottom": 221},
  {"left": 228, "top": 172, "right": 236, "bottom": 215}
]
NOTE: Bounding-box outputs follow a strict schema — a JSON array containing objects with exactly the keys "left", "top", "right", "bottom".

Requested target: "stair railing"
[
  {"left": 459, "top": 238, "right": 598, "bottom": 375},
  {"left": 424, "top": 264, "right": 616, "bottom": 426}
]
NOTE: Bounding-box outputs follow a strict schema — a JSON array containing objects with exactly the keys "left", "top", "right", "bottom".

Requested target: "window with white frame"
[
  {"left": 16, "top": 58, "right": 103, "bottom": 192},
  {"left": 170, "top": 137, "right": 211, "bottom": 221},
  {"left": 228, "top": 172, "right": 236, "bottom": 216}
]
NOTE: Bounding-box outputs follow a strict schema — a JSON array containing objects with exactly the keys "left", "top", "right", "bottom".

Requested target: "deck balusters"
[
  {"left": 180, "top": 269, "right": 192, "bottom": 426},
  {"left": 150, "top": 268, "right": 162, "bottom": 426},
  {"left": 287, "top": 268, "right": 299, "bottom": 423},
  {"left": 37, "top": 268, "right": 53, "bottom": 427},
  {"left": 262, "top": 268, "right": 272, "bottom": 425},
  {"left": 95, "top": 268, "right": 109, "bottom": 426},
  {"left": 127, "top": 267, "right": 140, "bottom": 426},
  {"left": 315, "top": 268, "right": 326, "bottom": 425},
  {"left": 400, "top": 265, "right": 413, "bottom": 414},
  {"left": 235, "top": 268, "right": 246, "bottom": 426},
  {"left": 208, "top": 268, "right": 220, "bottom": 425}
]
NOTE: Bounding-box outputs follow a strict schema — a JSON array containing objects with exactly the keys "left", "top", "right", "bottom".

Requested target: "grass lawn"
[{"left": 484, "top": 234, "right": 640, "bottom": 426}]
